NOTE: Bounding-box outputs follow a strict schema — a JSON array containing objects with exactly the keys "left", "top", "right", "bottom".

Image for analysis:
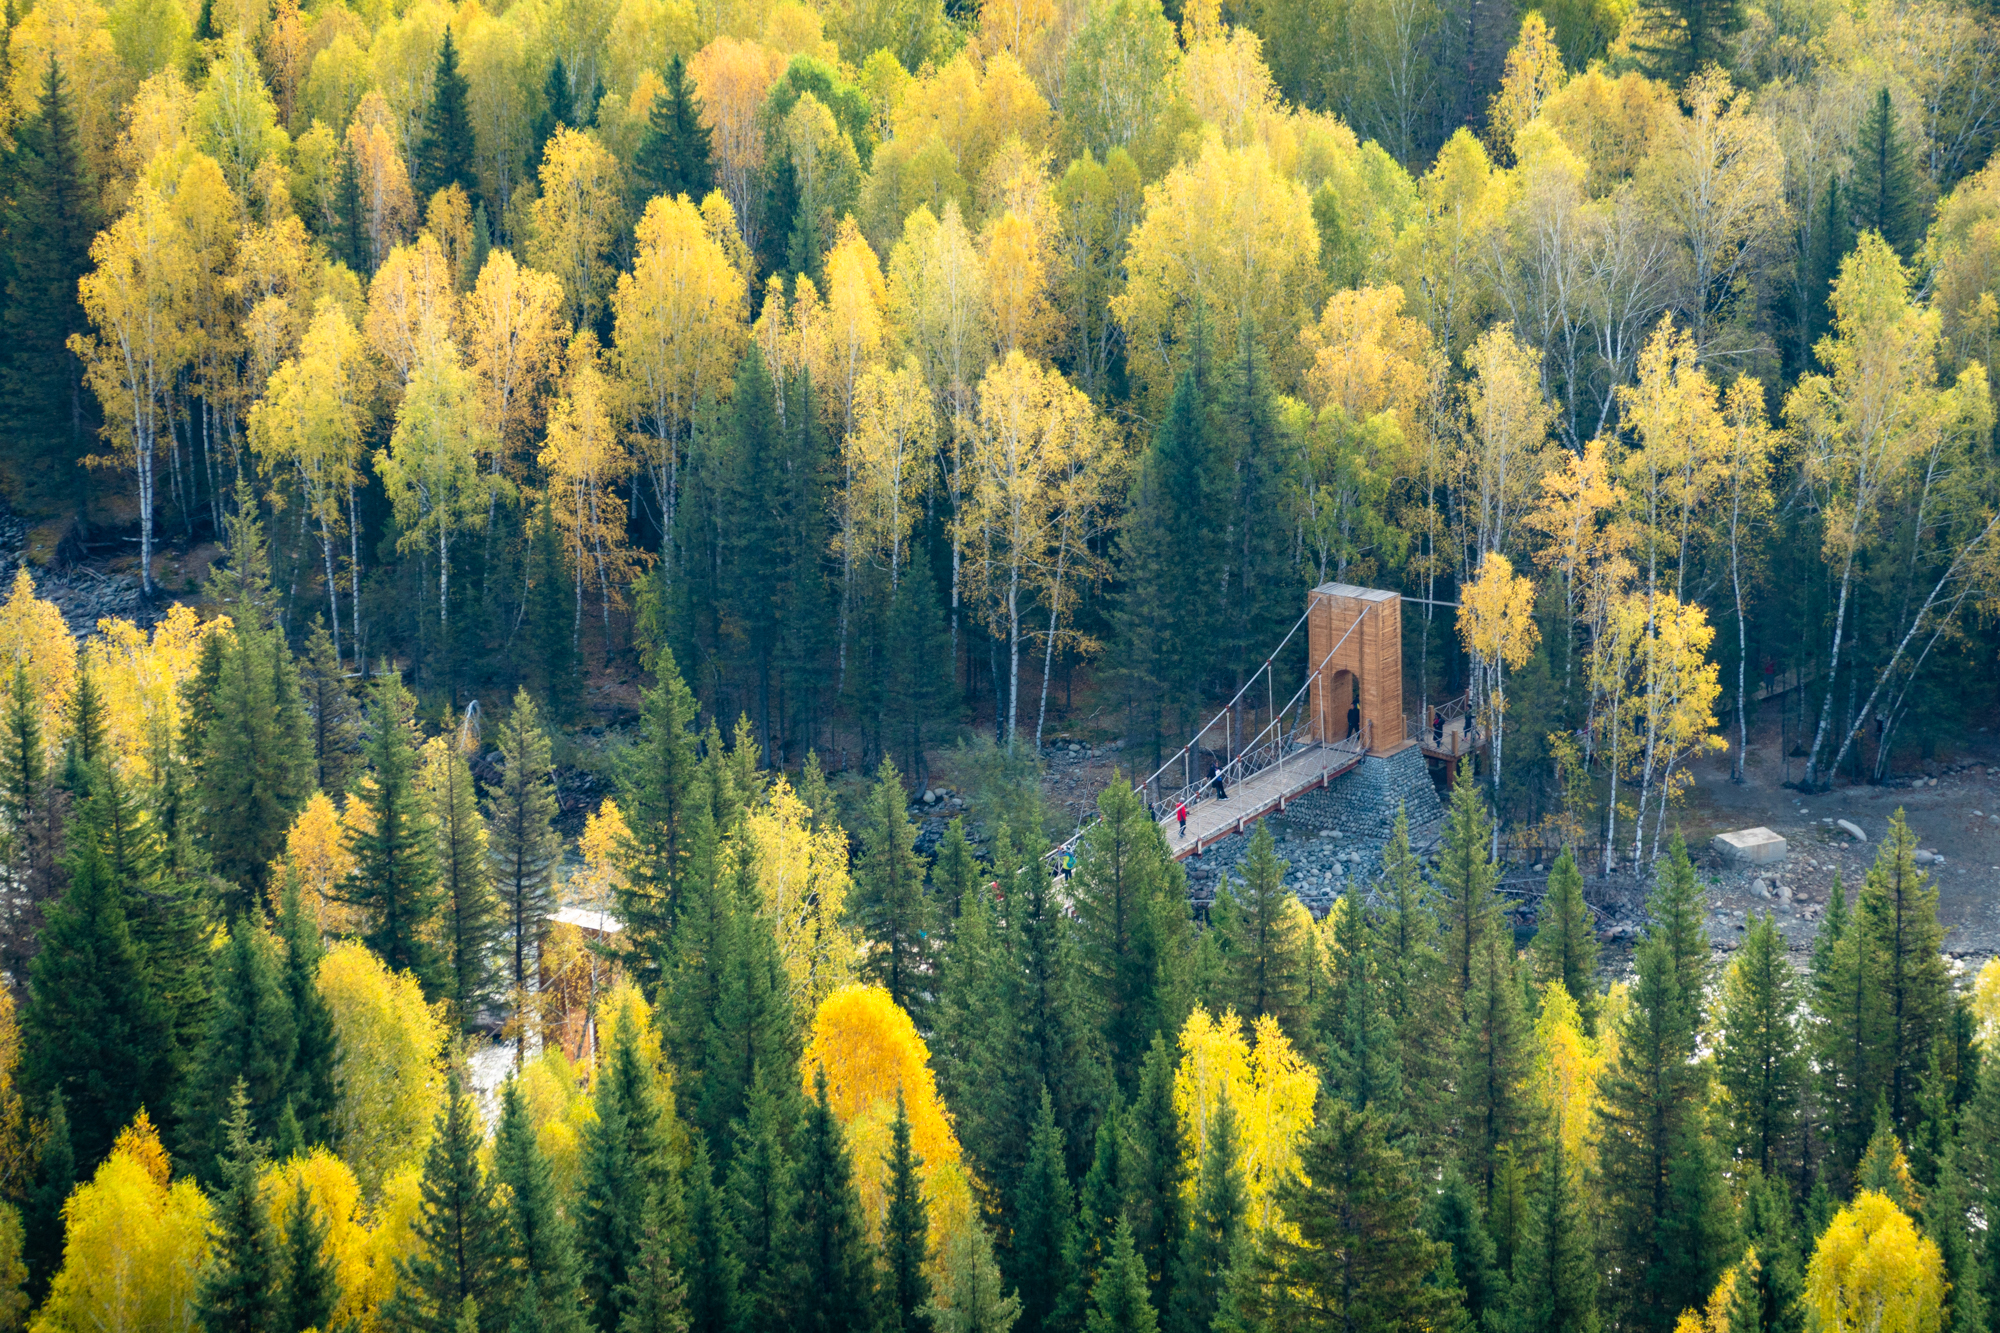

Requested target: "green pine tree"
[
  {"left": 0, "top": 663, "right": 56, "bottom": 982},
  {"left": 179, "top": 919, "right": 298, "bottom": 1183},
  {"left": 195, "top": 1080, "right": 283, "bottom": 1333},
  {"left": 1073, "top": 776, "right": 1191, "bottom": 1093},
  {"left": 496, "top": 1080, "right": 585, "bottom": 1331},
  {"left": 1597, "top": 843, "right": 1724, "bottom": 1333},
  {"left": 530, "top": 501, "right": 581, "bottom": 721},
  {"left": 614, "top": 645, "right": 703, "bottom": 986},
  {"left": 1858, "top": 809, "right": 1951, "bottom": 1134},
  {"left": 1715, "top": 911, "right": 1807, "bottom": 1184},
  {"left": 1731, "top": 1167, "right": 1804, "bottom": 1333},
  {"left": 784, "top": 1066, "right": 879, "bottom": 1332},
  {"left": 1426, "top": 1166, "right": 1502, "bottom": 1330},
  {"left": 1125, "top": 1035, "right": 1184, "bottom": 1315},
  {"left": 23, "top": 1093, "right": 71, "bottom": 1303},
  {"left": 677, "top": 1138, "right": 741, "bottom": 1333},
  {"left": 489, "top": 690, "right": 561, "bottom": 1002},
  {"left": 883, "top": 1091, "right": 933, "bottom": 1333},
  {"left": 415, "top": 28, "right": 477, "bottom": 200},
  {"left": 1529, "top": 850, "right": 1599, "bottom": 1035},
  {"left": 633, "top": 53, "right": 714, "bottom": 202},
  {"left": 350, "top": 671, "right": 446, "bottom": 996},
  {"left": 1011, "top": 1087, "right": 1082, "bottom": 1333},
  {"left": 1456, "top": 927, "right": 1532, "bottom": 1210},
  {"left": 1084, "top": 1219, "right": 1156, "bottom": 1333},
  {"left": 1437, "top": 765, "right": 1499, "bottom": 1020},
  {"left": 280, "top": 1168, "right": 341, "bottom": 1333},
  {"left": 616, "top": 1175, "right": 689, "bottom": 1333},
  {"left": 1007, "top": 849, "right": 1110, "bottom": 1191},
  {"left": 206, "top": 474, "right": 280, "bottom": 628},
  {"left": 932, "top": 870, "right": 1011, "bottom": 1186},
  {"left": 1629, "top": 0, "right": 1743, "bottom": 83},
  {"left": 428, "top": 735, "right": 499, "bottom": 1027},
  {"left": 930, "top": 817, "right": 981, "bottom": 937},
  {"left": 1849, "top": 89, "right": 1923, "bottom": 258},
  {"left": 926, "top": 1220, "right": 1021, "bottom": 1333},
  {"left": 21, "top": 833, "right": 172, "bottom": 1170},
  {"left": 63, "top": 662, "right": 105, "bottom": 784},
  {"left": 1, "top": 53, "right": 99, "bottom": 485},
  {"left": 1504, "top": 1126, "right": 1598, "bottom": 1333},
  {"left": 1166, "top": 1090, "right": 1244, "bottom": 1333},
  {"left": 298, "top": 619, "right": 362, "bottom": 797},
  {"left": 1814, "top": 868, "right": 1878, "bottom": 1182},
  {"left": 1076, "top": 1096, "right": 1129, "bottom": 1287},
  {"left": 582, "top": 1017, "right": 671, "bottom": 1332},
  {"left": 726, "top": 1064, "right": 802, "bottom": 1328},
  {"left": 853, "top": 758, "right": 932, "bottom": 1015},
  {"left": 278, "top": 873, "right": 339, "bottom": 1151},
  {"left": 385, "top": 1073, "right": 517, "bottom": 1333},
  {"left": 885, "top": 549, "right": 953, "bottom": 784},
  {"left": 1236, "top": 1100, "right": 1465, "bottom": 1332},
  {"left": 1212, "top": 322, "right": 1294, "bottom": 700},
  {"left": 1926, "top": 1143, "right": 1984, "bottom": 1333}
]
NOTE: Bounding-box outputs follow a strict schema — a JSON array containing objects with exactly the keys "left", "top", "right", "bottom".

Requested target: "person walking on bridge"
[
  {"left": 1211, "top": 765, "right": 1227, "bottom": 801},
  {"left": 1176, "top": 800, "right": 1188, "bottom": 838}
]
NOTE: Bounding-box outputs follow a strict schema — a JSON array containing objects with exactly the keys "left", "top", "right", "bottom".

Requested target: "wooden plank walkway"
[{"left": 1160, "top": 742, "right": 1365, "bottom": 860}]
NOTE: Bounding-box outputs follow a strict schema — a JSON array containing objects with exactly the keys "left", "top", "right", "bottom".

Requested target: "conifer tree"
[
  {"left": 1849, "top": 89, "right": 1922, "bottom": 258},
  {"left": 415, "top": 28, "right": 477, "bottom": 200},
  {"left": 281, "top": 1173, "right": 341, "bottom": 1333},
  {"left": 1166, "top": 1091, "right": 1244, "bottom": 1333},
  {"left": 428, "top": 736, "right": 499, "bottom": 1027},
  {"left": 883, "top": 1092, "right": 933, "bottom": 1333},
  {"left": 530, "top": 501, "right": 581, "bottom": 720},
  {"left": 2, "top": 54, "right": 98, "bottom": 464},
  {"left": 23, "top": 1093, "right": 71, "bottom": 1301},
  {"left": 62, "top": 664, "right": 104, "bottom": 784},
  {"left": 931, "top": 817, "right": 981, "bottom": 936},
  {"left": 1319, "top": 898, "right": 1405, "bottom": 1118},
  {"left": 278, "top": 874, "right": 339, "bottom": 1150},
  {"left": 677, "top": 1139, "right": 740, "bottom": 1333},
  {"left": 1125, "top": 1036, "right": 1184, "bottom": 1315},
  {"left": 1076, "top": 1097, "right": 1129, "bottom": 1288},
  {"left": 928, "top": 1220, "right": 1022, "bottom": 1333},
  {"left": 1011, "top": 1088, "right": 1080, "bottom": 1333},
  {"left": 726, "top": 1065, "right": 801, "bottom": 1328},
  {"left": 1629, "top": 0, "right": 1743, "bottom": 83},
  {"left": 334, "top": 138, "right": 367, "bottom": 273},
  {"left": 1085, "top": 1219, "right": 1156, "bottom": 1333},
  {"left": 784, "top": 1067, "right": 878, "bottom": 1332},
  {"left": 496, "top": 1079, "right": 585, "bottom": 1331},
  {"left": 1010, "top": 851, "right": 1110, "bottom": 1188},
  {"left": 206, "top": 475, "right": 280, "bottom": 627},
  {"left": 1426, "top": 1167, "right": 1502, "bottom": 1329},
  {"left": 298, "top": 620, "right": 361, "bottom": 796},
  {"left": 179, "top": 920, "right": 298, "bottom": 1183},
  {"left": 615, "top": 646, "right": 703, "bottom": 983},
  {"left": 1716, "top": 912, "right": 1807, "bottom": 1182},
  {"left": 349, "top": 671, "right": 446, "bottom": 996},
  {"left": 582, "top": 1019, "right": 670, "bottom": 1331},
  {"left": 1436, "top": 766, "right": 1499, "bottom": 1019},
  {"left": 1504, "top": 1126, "right": 1597, "bottom": 1333},
  {"left": 853, "top": 758, "right": 932, "bottom": 1015},
  {"left": 22, "top": 833, "right": 171, "bottom": 1169},
  {"left": 489, "top": 690, "right": 561, "bottom": 999},
  {"left": 386, "top": 1073, "right": 517, "bottom": 1333},
  {"left": 196, "top": 1080, "right": 283, "bottom": 1333},
  {"left": 1074, "top": 777, "right": 1191, "bottom": 1092},
  {"left": 885, "top": 551, "right": 952, "bottom": 783},
  {"left": 1213, "top": 324, "right": 1294, "bottom": 693},
  {"left": 617, "top": 1174, "right": 689, "bottom": 1333},
  {"left": 1236, "top": 1101, "right": 1464, "bottom": 1332},
  {"left": 1732, "top": 1168, "right": 1804, "bottom": 1333},
  {"left": 1858, "top": 809, "right": 1951, "bottom": 1133},
  {"left": 1456, "top": 927, "right": 1531, "bottom": 1209},
  {"left": 933, "top": 872, "right": 1010, "bottom": 1183},
  {"left": 1926, "top": 1143, "right": 1983, "bottom": 1333},
  {"left": 0, "top": 663, "right": 57, "bottom": 983},
  {"left": 634, "top": 53, "right": 714, "bottom": 202},
  {"left": 1815, "top": 869, "right": 1878, "bottom": 1181},
  {"left": 531, "top": 57, "right": 576, "bottom": 168},
  {"left": 1529, "top": 850, "right": 1599, "bottom": 1035},
  {"left": 1598, "top": 843, "right": 1727, "bottom": 1332}
]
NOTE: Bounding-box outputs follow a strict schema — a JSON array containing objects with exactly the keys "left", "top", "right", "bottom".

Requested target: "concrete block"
[{"left": 1714, "top": 827, "right": 1787, "bottom": 866}]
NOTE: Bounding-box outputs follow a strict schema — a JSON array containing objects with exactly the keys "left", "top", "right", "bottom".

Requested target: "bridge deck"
[
  {"left": 1160, "top": 742, "right": 1365, "bottom": 860},
  {"left": 1415, "top": 713, "right": 1482, "bottom": 762}
]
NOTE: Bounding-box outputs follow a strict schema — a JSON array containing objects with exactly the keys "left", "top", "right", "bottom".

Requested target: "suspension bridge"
[{"left": 1056, "top": 583, "right": 1485, "bottom": 864}]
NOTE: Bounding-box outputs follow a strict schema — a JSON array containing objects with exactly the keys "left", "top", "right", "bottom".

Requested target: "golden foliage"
[
  {"left": 33, "top": 1112, "right": 209, "bottom": 1333},
  {"left": 81, "top": 605, "right": 227, "bottom": 784},
  {"left": 263, "top": 1149, "right": 384, "bottom": 1333},
  {"left": 802, "top": 984, "right": 975, "bottom": 1259},
  {"left": 317, "top": 940, "right": 448, "bottom": 1198},
  {"left": 1173, "top": 1007, "right": 1316, "bottom": 1233},
  {"left": 740, "top": 777, "right": 859, "bottom": 1018},
  {"left": 0, "top": 570, "right": 77, "bottom": 745},
  {"left": 1804, "top": 1191, "right": 1946, "bottom": 1333},
  {"left": 1528, "top": 981, "right": 1603, "bottom": 1169},
  {"left": 276, "top": 791, "right": 361, "bottom": 935}
]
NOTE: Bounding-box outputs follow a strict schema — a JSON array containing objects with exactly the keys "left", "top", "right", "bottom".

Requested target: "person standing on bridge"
[
  {"left": 1176, "top": 800, "right": 1188, "bottom": 837},
  {"left": 1211, "top": 765, "right": 1227, "bottom": 801},
  {"left": 1433, "top": 709, "right": 1443, "bottom": 745},
  {"left": 1347, "top": 701, "right": 1361, "bottom": 739}
]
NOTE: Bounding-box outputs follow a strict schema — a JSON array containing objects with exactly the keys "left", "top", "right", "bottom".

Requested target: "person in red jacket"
[{"left": 1175, "top": 800, "right": 1188, "bottom": 837}]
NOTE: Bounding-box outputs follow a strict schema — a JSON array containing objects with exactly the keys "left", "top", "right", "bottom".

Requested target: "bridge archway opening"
[
  {"left": 1308, "top": 583, "right": 1409, "bottom": 757},
  {"left": 1330, "top": 670, "right": 1359, "bottom": 738}
]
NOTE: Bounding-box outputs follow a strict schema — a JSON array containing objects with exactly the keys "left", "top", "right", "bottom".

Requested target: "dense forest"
[{"left": 0, "top": 0, "right": 1997, "bottom": 1323}]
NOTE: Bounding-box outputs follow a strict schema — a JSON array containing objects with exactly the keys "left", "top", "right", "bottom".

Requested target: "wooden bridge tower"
[{"left": 1307, "top": 583, "right": 1409, "bottom": 757}]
